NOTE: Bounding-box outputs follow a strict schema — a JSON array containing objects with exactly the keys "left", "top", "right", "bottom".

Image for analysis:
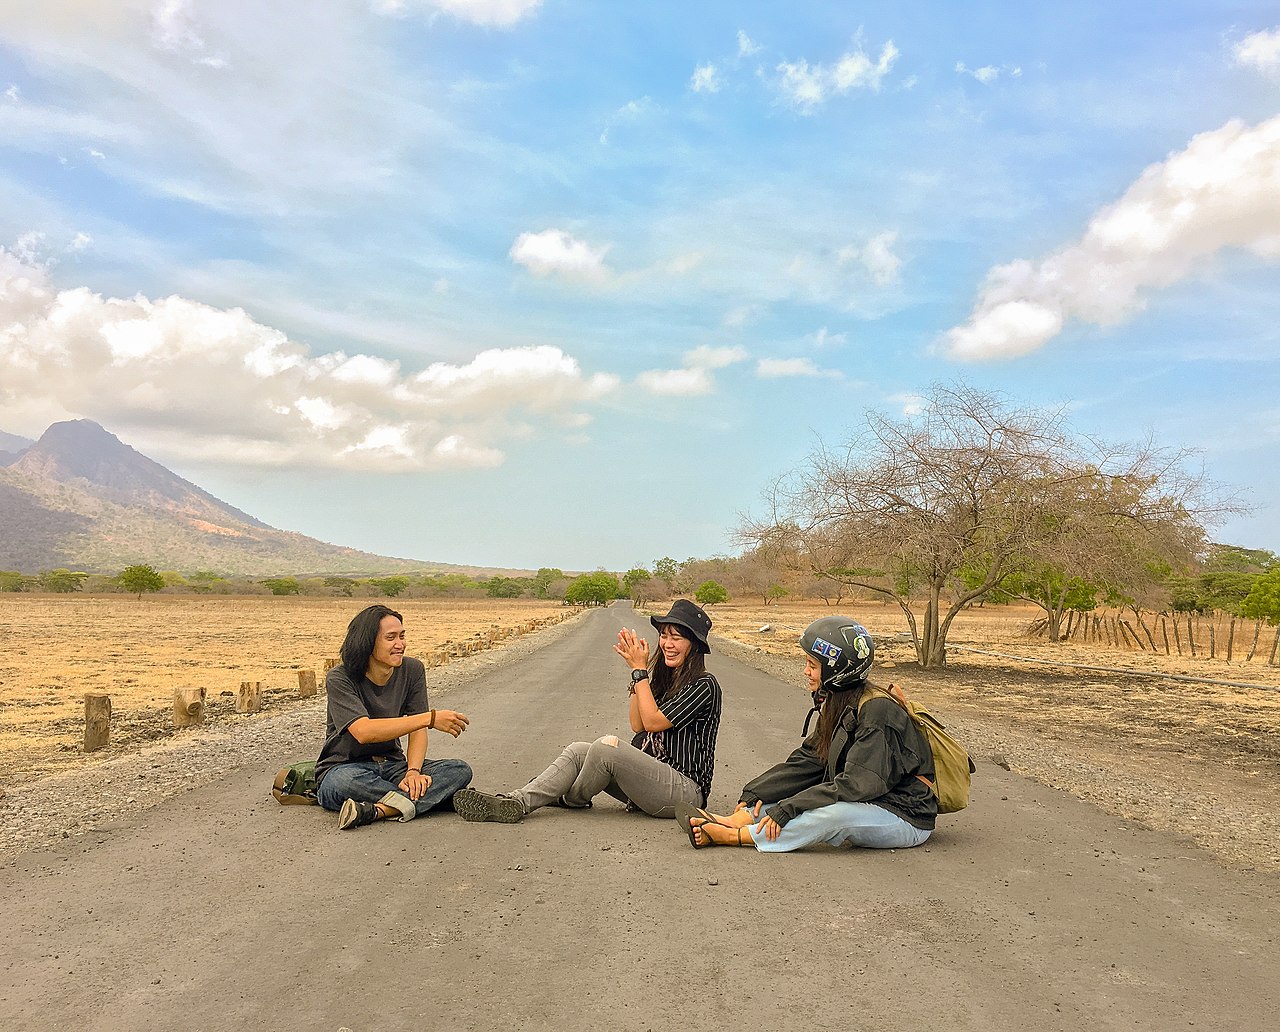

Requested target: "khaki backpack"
[
  {"left": 860, "top": 684, "right": 974, "bottom": 813},
  {"left": 271, "top": 759, "right": 319, "bottom": 805}
]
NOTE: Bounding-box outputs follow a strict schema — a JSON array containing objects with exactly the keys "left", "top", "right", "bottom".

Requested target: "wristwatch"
[{"left": 630, "top": 668, "right": 650, "bottom": 685}]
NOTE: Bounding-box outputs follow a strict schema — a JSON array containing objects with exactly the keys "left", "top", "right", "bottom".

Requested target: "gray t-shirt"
[{"left": 315, "top": 657, "right": 429, "bottom": 785}]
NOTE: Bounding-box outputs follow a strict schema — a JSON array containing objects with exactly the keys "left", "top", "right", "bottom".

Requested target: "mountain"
[
  {"left": 0, "top": 420, "right": 448, "bottom": 576},
  {"left": 0, "top": 429, "right": 33, "bottom": 466}
]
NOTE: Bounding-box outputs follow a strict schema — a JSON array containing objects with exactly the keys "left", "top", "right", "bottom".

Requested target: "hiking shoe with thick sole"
[
  {"left": 454, "top": 788, "right": 524, "bottom": 824},
  {"left": 338, "top": 798, "right": 380, "bottom": 830}
]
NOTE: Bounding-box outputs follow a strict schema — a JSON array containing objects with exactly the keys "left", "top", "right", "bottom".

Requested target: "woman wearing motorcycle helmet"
[{"left": 678, "top": 616, "right": 935, "bottom": 852}]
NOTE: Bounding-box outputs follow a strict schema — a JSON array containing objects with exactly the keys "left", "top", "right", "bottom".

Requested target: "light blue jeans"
[
  {"left": 316, "top": 756, "right": 473, "bottom": 820},
  {"left": 748, "top": 801, "right": 932, "bottom": 853}
]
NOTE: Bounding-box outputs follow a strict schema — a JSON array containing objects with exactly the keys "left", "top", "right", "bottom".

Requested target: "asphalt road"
[{"left": 2, "top": 604, "right": 1276, "bottom": 1032}]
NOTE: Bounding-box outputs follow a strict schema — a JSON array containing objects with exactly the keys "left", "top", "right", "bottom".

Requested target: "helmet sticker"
[
  {"left": 812, "top": 637, "right": 842, "bottom": 666},
  {"left": 851, "top": 634, "right": 870, "bottom": 660}
]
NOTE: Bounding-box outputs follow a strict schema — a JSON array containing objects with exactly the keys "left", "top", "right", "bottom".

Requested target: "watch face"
[{"left": 631, "top": 668, "right": 649, "bottom": 683}]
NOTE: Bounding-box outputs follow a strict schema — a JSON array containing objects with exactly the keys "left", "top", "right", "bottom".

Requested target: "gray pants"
[{"left": 510, "top": 736, "right": 701, "bottom": 818}]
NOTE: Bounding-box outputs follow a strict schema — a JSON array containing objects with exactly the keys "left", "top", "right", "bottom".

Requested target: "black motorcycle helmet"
[{"left": 798, "top": 616, "right": 874, "bottom": 734}]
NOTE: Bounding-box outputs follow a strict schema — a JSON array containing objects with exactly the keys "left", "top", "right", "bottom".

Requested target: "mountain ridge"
[{"left": 0, "top": 420, "right": 477, "bottom": 576}]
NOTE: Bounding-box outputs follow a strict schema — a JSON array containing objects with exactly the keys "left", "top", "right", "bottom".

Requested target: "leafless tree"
[{"left": 742, "top": 383, "right": 1225, "bottom": 667}]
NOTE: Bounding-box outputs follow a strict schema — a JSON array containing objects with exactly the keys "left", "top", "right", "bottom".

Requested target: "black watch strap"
[{"left": 630, "top": 668, "right": 650, "bottom": 684}]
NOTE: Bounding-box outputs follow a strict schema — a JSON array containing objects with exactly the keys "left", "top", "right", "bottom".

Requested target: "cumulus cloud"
[
  {"left": 775, "top": 39, "right": 898, "bottom": 113},
  {"left": 0, "top": 250, "right": 617, "bottom": 470},
  {"left": 945, "top": 114, "right": 1280, "bottom": 361},
  {"left": 374, "top": 0, "right": 542, "bottom": 27},
  {"left": 756, "top": 357, "right": 821, "bottom": 378},
  {"left": 637, "top": 345, "right": 747, "bottom": 396},
  {"left": 1234, "top": 28, "right": 1280, "bottom": 75},
  {"left": 691, "top": 64, "right": 720, "bottom": 93},
  {"left": 510, "top": 229, "right": 611, "bottom": 281},
  {"left": 839, "top": 230, "right": 902, "bottom": 287},
  {"left": 737, "top": 30, "right": 762, "bottom": 58}
]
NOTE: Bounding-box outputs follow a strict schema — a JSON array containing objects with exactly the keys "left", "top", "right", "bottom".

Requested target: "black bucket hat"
[{"left": 650, "top": 598, "right": 713, "bottom": 653}]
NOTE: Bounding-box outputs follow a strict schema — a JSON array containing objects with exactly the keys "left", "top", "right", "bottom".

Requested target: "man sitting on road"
[{"left": 315, "top": 604, "right": 473, "bottom": 830}]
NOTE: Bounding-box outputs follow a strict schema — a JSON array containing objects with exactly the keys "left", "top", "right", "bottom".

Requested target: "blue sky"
[{"left": 0, "top": 1, "right": 1277, "bottom": 571}]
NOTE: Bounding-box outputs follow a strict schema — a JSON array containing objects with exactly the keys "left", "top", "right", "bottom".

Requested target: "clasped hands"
[{"left": 613, "top": 627, "right": 649, "bottom": 670}]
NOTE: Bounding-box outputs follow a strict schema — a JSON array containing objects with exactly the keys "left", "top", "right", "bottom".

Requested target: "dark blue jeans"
[{"left": 317, "top": 756, "right": 473, "bottom": 819}]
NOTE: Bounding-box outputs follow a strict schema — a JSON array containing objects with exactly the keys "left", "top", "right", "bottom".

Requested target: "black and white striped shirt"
[{"left": 634, "top": 673, "right": 722, "bottom": 805}]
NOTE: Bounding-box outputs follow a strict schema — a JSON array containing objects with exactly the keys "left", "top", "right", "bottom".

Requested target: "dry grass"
[{"left": 0, "top": 595, "right": 573, "bottom": 782}]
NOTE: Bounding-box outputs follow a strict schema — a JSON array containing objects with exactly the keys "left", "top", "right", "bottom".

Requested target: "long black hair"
[
  {"left": 810, "top": 681, "right": 872, "bottom": 764},
  {"left": 340, "top": 604, "right": 404, "bottom": 680},
  {"left": 647, "top": 623, "right": 707, "bottom": 705}
]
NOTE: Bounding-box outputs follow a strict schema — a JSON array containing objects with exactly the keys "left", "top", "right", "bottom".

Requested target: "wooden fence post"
[
  {"left": 1246, "top": 620, "right": 1262, "bottom": 662},
  {"left": 1159, "top": 616, "right": 1171, "bottom": 655},
  {"left": 84, "top": 692, "right": 111, "bottom": 753},
  {"left": 297, "top": 670, "right": 317, "bottom": 698},
  {"left": 237, "top": 681, "right": 262, "bottom": 713},
  {"left": 1187, "top": 615, "right": 1197, "bottom": 658},
  {"left": 1226, "top": 615, "right": 1236, "bottom": 662},
  {"left": 1208, "top": 620, "right": 1217, "bottom": 660},
  {"left": 173, "top": 686, "right": 206, "bottom": 728}
]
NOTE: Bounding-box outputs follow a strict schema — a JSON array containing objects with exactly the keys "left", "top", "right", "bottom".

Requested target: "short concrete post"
[
  {"left": 173, "top": 686, "right": 206, "bottom": 728},
  {"left": 297, "top": 669, "right": 317, "bottom": 698},
  {"left": 84, "top": 692, "right": 111, "bottom": 753},
  {"left": 237, "top": 681, "right": 262, "bottom": 713}
]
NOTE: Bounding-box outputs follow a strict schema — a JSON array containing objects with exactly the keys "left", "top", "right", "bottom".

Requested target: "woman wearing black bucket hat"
[{"left": 454, "top": 598, "right": 722, "bottom": 823}]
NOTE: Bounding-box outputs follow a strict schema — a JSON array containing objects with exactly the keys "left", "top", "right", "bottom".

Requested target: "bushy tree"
[
  {"left": 40, "top": 569, "right": 88, "bottom": 593},
  {"left": 694, "top": 580, "right": 729, "bottom": 605},
  {"left": 324, "top": 576, "right": 356, "bottom": 597},
  {"left": 1240, "top": 568, "right": 1280, "bottom": 625},
  {"left": 261, "top": 576, "right": 301, "bottom": 596},
  {"left": 118, "top": 564, "right": 165, "bottom": 599},
  {"left": 0, "top": 571, "right": 29, "bottom": 592},
  {"left": 565, "top": 571, "right": 620, "bottom": 606},
  {"left": 486, "top": 576, "right": 526, "bottom": 598},
  {"left": 368, "top": 576, "right": 410, "bottom": 597}
]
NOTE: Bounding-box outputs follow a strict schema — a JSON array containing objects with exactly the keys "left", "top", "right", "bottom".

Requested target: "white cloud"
[
  {"left": 691, "top": 64, "right": 720, "bottom": 93},
  {"left": 374, "top": 0, "right": 542, "bottom": 27},
  {"left": 0, "top": 250, "right": 617, "bottom": 470},
  {"left": 775, "top": 39, "right": 898, "bottom": 113},
  {"left": 686, "top": 345, "right": 747, "bottom": 369},
  {"left": 509, "top": 229, "right": 611, "bottom": 281},
  {"left": 637, "top": 344, "right": 747, "bottom": 396},
  {"left": 810, "top": 327, "right": 847, "bottom": 349},
  {"left": 636, "top": 367, "right": 712, "bottom": 396},
  {"left": 945, "top": 115, "right": 1280, "bottom": 361},
  {"left": 839, "top": 230, "right": 902, "bottom": 287},
  {"left": 4, "top": 85, "right": 19, "bottom": 102},
  {"left": 737, "top": 31, "right": 761, "bottom": 58},
  {"left": 1235, "top": 28, "right": 1280, "bottom": 76},
  {"left": 756, "top": 357, "right": 820, "bottom": 378},
  {"left": 955, "top": 62, "right": 1022, "bottom": 84},
  {"left": 68, "top": 232, "right": 93, "bottom": 253}
]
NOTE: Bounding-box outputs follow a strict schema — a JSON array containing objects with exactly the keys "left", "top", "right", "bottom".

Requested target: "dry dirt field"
[{"left": 0, "top": 595, "right": 574, "bottom": 783}]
